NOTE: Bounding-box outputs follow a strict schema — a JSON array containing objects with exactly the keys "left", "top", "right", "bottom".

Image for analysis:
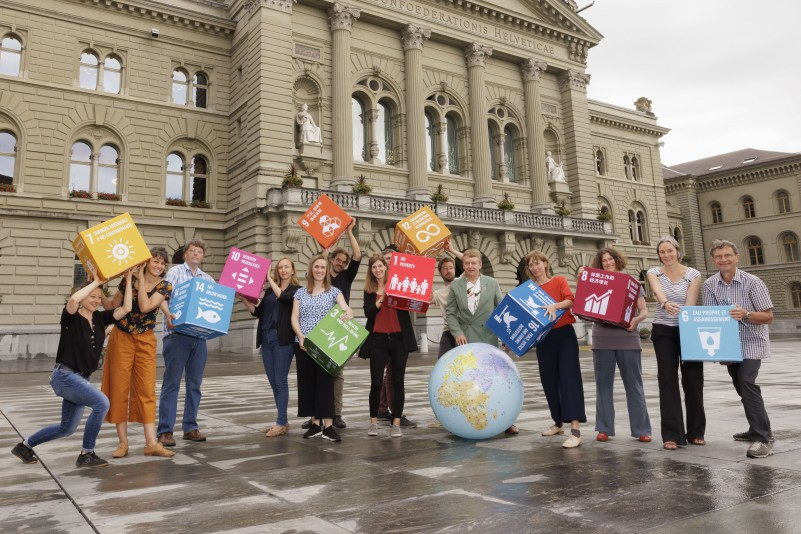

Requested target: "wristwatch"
[{"left": 744, "top": 311, "right": 752, "bottom": 321}]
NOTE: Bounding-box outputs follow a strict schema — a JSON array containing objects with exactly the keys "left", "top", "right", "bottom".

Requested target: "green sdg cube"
[{"left": 304, "top": 305, "right": 369, "bottom": 376}]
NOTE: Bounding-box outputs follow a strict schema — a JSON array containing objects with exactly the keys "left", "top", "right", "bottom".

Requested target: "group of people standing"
[
  {"left": 13, "top": 239, "right": 221, "bottom": 467},
  {"left": 12, "top": 226, "right": 775, "bottom": 468}
]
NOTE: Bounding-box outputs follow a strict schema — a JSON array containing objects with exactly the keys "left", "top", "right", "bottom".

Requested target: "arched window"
[
  {"left": 192, "top": 72, "right": 208, "bottom": 108},
  {"left": 425, "top": 110, "right": 436, "bottom": 171},
  {"left": 710, "top": 201, "right": 723, "bottom": 224},
  {"left": 627, "top": 210, "right": 636, "bottom": 241},
  {"left": 790, "top": 282, "right": 801, "bottom": 308},
  {"left": 780, "top": 232, "right": 799, "bottom": 262},
  {"left": 172, "top": 69, "right": 188, "bottom": 104},
  {"left": 190, "top": 155, "right": 207, "bottom": 202},
  {"left": 351, "top": 96, "right": 367, "bottom": 162},
  {"left": 776, "top": 191, "right": 791, "bottom": 214},
  {"left": 0, "top": 35, "right": 22, "bottom": 77},
  {"left": 742, "top": 196, "right": 756, "bottom": 219},
  {"left": 446, "top": 113, "right": 459, "bottom": 174},
  {"left": 673, "top": 227, "right": 682, "bottom": 244},
  {"left": 746, "top": 236, "right": 764, "bottom": 265},
  {"left": 69, "top": 141, "right": 92, "bottom": 192},
  {"left": 628, "top": 205, "right": 648, "bottom": 243},
  {"left": 631, "top": 156, "right": 640, "bottom": 181},
  {"left": 165, "top": 153, "right": 184, "bottom": 201},
  {"left": 97, "top": 145, "right": 119, "bottom": 194},
  {"left": 103, "top": 55, "right": 122, "bottom": 94},
  {"left": 376, "top": 100, "right": 393, "bottom": 164},
  {"left": 0, "top": 131, "right": 16, "bottom": 185},
  {"left": 594, "top": 148, "right": 605, "bottom": 175},
  {"left": 504, "top": 125, "right": 517, "bottom": 183},
  {"left": 488, "top": 121, "right": 499, "bottom": 180},
  {"left": 79, "top": 51, "right": 99, "bottom": 90},
  {"left": 623, "top": 155, "right": 631, "bottom": 179}
]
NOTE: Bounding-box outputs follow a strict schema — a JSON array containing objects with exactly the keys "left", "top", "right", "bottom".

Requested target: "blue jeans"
[
  {"left": 27, "top": 368, "right": 110, "bottom": 452},
  {"left": 261, "top": 329, "right": 295, "bottom": 426},
  {"left": 593, "top": 349, "right": 652, "bottom": 437},
  {"left": 158, "top": 333, "right": 207, "bottom": 435}
]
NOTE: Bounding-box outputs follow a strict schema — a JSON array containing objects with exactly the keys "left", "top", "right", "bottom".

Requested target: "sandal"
[
  {"left": 689, "top": 438, "right": 706, "bottom": 446},
  {"left": 505, "top": 424, "right": 519, "bottom": 435},
  {"left": 663, "top": 441, "right": 678, "bottom": 451}
]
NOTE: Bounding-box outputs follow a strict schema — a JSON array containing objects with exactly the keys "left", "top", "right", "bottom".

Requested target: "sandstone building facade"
[
  {"left": 664, "top": 149, "right": 801, "bottom": 334},
  {"left": 0, "top": 0, "right": 671, "bottom": 358}
]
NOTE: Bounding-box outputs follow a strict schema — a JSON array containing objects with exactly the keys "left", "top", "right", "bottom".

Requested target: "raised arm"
[
  {"left": 443, "top": 237, "right": 464, "bottom": 261},
  {"left": 113, "top": 270, "right": 134, "bottom": 320},
  {"left": 66, "top": 278, "right": 105, "bottom": 315},
  {"left": 345, "top": 218, "right": 361, "bottom": 261}
]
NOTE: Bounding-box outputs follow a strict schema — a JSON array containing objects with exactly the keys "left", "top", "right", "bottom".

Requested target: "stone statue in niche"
[
  {"left": 545, "top": 151, "right": 566, "bottom": 183},
  {"left": 296, "top": 104, "right": 322, "bottom": 144}
]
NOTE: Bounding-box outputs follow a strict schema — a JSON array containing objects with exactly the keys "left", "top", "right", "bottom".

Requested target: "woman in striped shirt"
[{"left": 646, "top": 236, "right": 704, "bottom": 451}]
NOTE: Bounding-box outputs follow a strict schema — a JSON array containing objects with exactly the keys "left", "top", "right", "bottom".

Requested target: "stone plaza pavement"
[{"left": 1, "top": 340, "right": 800, "bottom": 533}]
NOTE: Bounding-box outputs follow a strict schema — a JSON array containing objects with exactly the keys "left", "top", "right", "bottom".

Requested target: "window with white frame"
[
  {"left": 0, "top": 34, "right": 22, "bottom": 77},
  {"left": 424, "top": 93, "right": 465, "bottom": 175},
  {"left": 627, "top": 204, "right": 648, "bottom": 243},
  {"left": 780, "top": 232, "right": 799, "bottom": 262},
  {"left": 710, "top": 201, "right": 723, "bottom": 224},
  {"left": 79, "top": 51, "right": 99, "bottom": 90},
  {"left": 69, "top": 140, "right": 120, "bottom": 196},
  {"left": 742, "top": 196, "right": 756, "bottom": 219},
  {"left": 165, "top": 152, "right": 209, "bottom": 205},
  {"left": 746, "top": 236, "right": 764, "bottom": 265},
  {"left": 0, "top": 130, "right": 16, "bottom": 185},
  {"left": 172, "top": 67, "right": 209, "bottom": 108},
  {"left": 78, "top": 49, "right": 123, "bottom": 93},
  {"left": 352, "top": 77, "right": 401, "bottom": 166},
  {"left": 776, "top": 190, "right": 791, "bottom": 214}
]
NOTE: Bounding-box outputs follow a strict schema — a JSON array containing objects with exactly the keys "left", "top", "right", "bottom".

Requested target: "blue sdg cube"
[
  {"left": 169, "top": 279, "right": 235, "bottom": 340},
  {"left": 485, "top": 280, "right": 565, "bottom": 357},
  {"left": 678, "top": 306, "right": 742, "bottom": 362}
]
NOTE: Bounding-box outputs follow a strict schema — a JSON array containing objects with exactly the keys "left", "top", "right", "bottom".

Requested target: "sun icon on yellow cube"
[{"left": 106, "top": 239, "right": 135, "bottom": 266}]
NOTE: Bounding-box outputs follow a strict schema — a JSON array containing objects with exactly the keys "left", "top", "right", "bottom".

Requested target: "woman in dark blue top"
[
  {"left": 12, "top": 271, "right": 132, "bottom": 468},
  {"left": 241, "top": 257, "right": 301, "bottom": 437}
]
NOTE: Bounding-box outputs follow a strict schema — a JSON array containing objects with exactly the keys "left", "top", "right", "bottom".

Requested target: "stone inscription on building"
[
  {"left": 294, "top": 43, "right": 322, "bottom": 61},
  {"left": 366, "top": 0, "right": 558, "bottom": 57}
]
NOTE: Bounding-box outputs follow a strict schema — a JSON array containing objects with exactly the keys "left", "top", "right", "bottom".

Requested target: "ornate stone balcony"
[{"left": 266, "top": 187, "right": 610, "bottom": 236}]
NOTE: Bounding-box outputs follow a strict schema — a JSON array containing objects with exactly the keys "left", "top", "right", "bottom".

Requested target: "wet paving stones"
[{"left": 1, "top": 341, "right": 800, "bottom": 533}]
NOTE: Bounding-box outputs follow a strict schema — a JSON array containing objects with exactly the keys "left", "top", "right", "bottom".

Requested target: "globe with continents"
[{"left": 428, "top": 343, "right": 524, "bottom": 439}]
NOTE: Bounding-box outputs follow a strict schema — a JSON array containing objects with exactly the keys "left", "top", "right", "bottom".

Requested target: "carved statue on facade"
[
  {"left": 296, "top": 103, "right": 322, "bottom": 144},
  {"left": 634, "top": 97, "right": 653, "bottom": 114},
  {"left": 545, "top": 151, "right": 566, "bottom": 182}
]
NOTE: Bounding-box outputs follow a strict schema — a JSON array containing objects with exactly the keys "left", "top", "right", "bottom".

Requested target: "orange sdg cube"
[
  {"left": 72, "top": 212, "right": 151, "bottom": 280},
  {"left": 298, "top": 194, "right": 353, "bottom": 249},
  {"left": 393, "top": 206, "right": 451, "bottom": 258}
]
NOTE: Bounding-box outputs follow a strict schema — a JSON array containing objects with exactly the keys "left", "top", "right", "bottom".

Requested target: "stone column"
[
  {"left": 401, "top": 24, "right": 431, "bottom": 199},
  {"left": 521, "top": 59, "right": 550, "bottom": 212},
  {"left": 464, "top": 43, "right": 493, "bottom": 207},
  {"left": 328, "top": 3, "right": 360, "bottom": 190},
  {"left": 558, "top": 69, "right": 595, "bottom": 216}
]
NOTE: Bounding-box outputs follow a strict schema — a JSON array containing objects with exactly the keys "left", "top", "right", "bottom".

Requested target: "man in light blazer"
[
  {"left": 444, "top": 248, "right": 503, "bottom": 347},
  {"left": 445, "top": 248, "right": 518, "bottom": 434}
]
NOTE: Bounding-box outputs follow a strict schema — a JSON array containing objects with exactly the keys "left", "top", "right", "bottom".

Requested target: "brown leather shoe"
[
  {"left": 111, "top": 442, "right": 128, "bottom": 458},
  {"left": 144, "top": 442, "right": 176, "bottom": 457},
  {"left": 183, "top": 429, "right": 207, "bottom": 442},
  {"left": 158, "top": 432, "right": 176, "bottom": 447},
  {"left": 265, "top": 424, "right": 289, "bottom": 438}
]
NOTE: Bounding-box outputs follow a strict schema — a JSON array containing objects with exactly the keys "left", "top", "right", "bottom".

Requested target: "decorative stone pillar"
[
  {"left": 464, "top": 43, "right": 493, "bottom": 207},
  {"left": 558, "top": 69, "right": 595, "bottom": 216},
  {"left": 521, "top": 59, "right": 550, "bottom": 212},
  {"left": 328, "top": 3, "right": 360, "bottom": 190},
  {"left": 401, "top": 24, "right": 431, "bottom": 200},
  {"left": 436, "top": 120, "right": 448, "bottom": 173}
]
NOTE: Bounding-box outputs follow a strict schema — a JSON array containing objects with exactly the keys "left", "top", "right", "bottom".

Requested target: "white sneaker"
[
  {"left": 390, "top": 425, "right": 402, "bottom": 438},
  {"left": 542, "top": 425, "right": 565, "bottom": 436},
  {"left": 562, "top": 434, "right": 582, "bottom": 448},
  {"left": 368, "top": 423, "right": 379, "bottom": 437}
]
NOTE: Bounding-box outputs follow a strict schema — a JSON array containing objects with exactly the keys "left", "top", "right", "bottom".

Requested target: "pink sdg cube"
[{"left": 219, "top": 247, "right": 271, "bottom": 303}]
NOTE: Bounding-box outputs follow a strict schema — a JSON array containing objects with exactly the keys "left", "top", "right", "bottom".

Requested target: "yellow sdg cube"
[
  {"left": 393, "top": 206, "right": 451, "bottom": 258},
  {"left": 72, "top": 213, "right": 152, "bottom": 280}
]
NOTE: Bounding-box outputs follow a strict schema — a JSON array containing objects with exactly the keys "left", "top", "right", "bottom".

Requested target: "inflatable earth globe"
[{"left": 428, "top": 343, "right": 524, "bottom": 439}]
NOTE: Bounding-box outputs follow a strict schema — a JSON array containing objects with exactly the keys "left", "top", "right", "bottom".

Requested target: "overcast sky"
[{"left": 579, "top": 0, "right": 801, "bottom": 166}]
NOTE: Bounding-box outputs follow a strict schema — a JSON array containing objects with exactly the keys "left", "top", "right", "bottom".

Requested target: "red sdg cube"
[
  {"left": 384, "top": 253, "right": 436, "bottom": 313},
  {"left": 574, "top": 267, "right": 641, "bottom": 329}
]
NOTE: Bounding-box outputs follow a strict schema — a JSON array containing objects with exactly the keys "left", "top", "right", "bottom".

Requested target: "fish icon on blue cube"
[
  {"left": 169, "top": 279, "right": 235, "bottom": 339},
  {"left": 485, "top": 280, "right": 564, "bottom": 357},
  {"left": 678, "top": 306, "right": 742, "bottom": 362}
]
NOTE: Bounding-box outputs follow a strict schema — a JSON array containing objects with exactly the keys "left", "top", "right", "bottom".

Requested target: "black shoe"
[
  {"left": 399, "top": 416, "right": 418, "bottom": 429},
  {"left": 302, "top": 423, "right": 322, "bottom": 438},
  {"left": 322, "top": 425, "right": 342, "bottom": 442},
  {"left": 301, "top": 418, "right": 313, "bottom": 430},
  {"left": 376, "top": 411, "right": 392, "bottom": 422},
  {"left": 333, "top": 415, "right": 347, "bottom": 429},
  {"left": 76, "top": 451, "right": 109, "bottom": 468},
  {"left": 12, "top": 442, "right": 37, "bottom": 464}
]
